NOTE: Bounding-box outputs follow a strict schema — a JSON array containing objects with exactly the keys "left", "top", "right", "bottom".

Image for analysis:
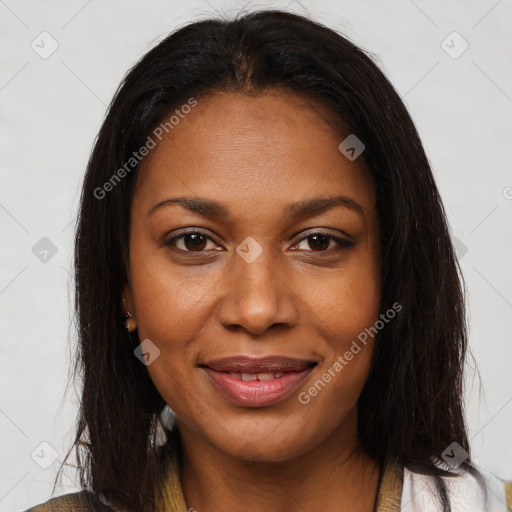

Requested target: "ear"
[{"left": 121, "top": 283, "right": 135, "bottom": 316}]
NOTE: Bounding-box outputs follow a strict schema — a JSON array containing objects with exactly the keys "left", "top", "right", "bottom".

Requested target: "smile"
[{"left": 200, "top": 356, "right": 317, "bottom": 408}]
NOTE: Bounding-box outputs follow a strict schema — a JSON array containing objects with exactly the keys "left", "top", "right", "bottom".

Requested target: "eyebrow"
[{"left": 147, "top": 195, "right": 365, "bottom": 221}]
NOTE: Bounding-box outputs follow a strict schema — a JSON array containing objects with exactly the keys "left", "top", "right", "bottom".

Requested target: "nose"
[{"left": 217, "top": 244, "right": 300, "bottom": 335}]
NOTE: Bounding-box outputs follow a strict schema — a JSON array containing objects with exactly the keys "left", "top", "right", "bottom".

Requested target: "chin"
[
  {"left": 204, "top": 415, "right": 326, "bottom": 464},
  {"left": 223, "top": 438, "right": 306, "bottom": 463}
]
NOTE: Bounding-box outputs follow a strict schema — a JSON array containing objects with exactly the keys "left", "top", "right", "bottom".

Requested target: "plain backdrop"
[{"left": 1, "top": 0, "right": 511, "bottom": 510}]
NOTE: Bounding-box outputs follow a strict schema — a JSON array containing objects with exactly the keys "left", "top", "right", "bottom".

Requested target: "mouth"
[{"left": 199, "top": 356, "right": 318, "bottom": 408}]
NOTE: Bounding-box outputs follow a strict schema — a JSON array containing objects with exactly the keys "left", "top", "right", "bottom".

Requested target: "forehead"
[{"left": 133, "top": 91, "right": 375, "bottom": 218}]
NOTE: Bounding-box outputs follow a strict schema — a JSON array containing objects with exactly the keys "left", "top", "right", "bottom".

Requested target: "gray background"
[{"left": 1, "top": 0, "right": 511, "bottom": 510}]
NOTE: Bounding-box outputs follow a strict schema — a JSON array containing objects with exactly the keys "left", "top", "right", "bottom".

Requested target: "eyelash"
[{"left": 162, "top": 230, "right": 355, "bottom": 255}]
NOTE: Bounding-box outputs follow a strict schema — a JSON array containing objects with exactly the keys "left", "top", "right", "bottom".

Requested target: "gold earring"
[{"left": 123, "top": 298, "right": 137, "bottom": 332}]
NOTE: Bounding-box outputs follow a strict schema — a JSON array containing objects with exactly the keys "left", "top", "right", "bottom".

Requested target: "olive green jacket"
[
  {"left": 23, "top": 459, "right": 512, "bottom": 511},
  {"left": 24, "top": 491, "right": 112, "bottom": 511}
]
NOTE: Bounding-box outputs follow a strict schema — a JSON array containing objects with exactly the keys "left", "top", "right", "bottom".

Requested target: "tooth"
[
  {"left": 257, "top": 373, "right": 275, "bottom": 380},
  {"left": 275, "top": 372, "right": 284, "bottom": 378},
  {"left": 241, "top": 373, "right": 258, "bottom": 381},
  {"left": 230, "top": 372, "right": 242, "bottom": 380}
]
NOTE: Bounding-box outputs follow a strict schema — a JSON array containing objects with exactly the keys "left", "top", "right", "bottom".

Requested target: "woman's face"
[{"left": 123, "top": 91, "right": 381, "bottom": 462}]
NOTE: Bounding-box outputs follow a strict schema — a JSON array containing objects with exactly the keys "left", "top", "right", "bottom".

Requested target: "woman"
[{"left": 25, "top": 9, "right": 511, "bottom": 512}]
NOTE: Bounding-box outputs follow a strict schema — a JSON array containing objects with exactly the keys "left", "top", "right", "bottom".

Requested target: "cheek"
[
  {"left": 299, "top": 255, "right": 380, "bottom": 402},
  {"left": 304, "top": 259, "right": 380, "bottom": 354},
  {"left": 329, "top": 281, "right": 380, "bottom": 353},
  {"left": 127, "top": 242, "right": 220, "bottom": 410},
  {"left": 128, "top": 235, "right": 222, "bottom": 346},
  {"left": 296, "top": 284, "right": 378, "bottom": 426}
]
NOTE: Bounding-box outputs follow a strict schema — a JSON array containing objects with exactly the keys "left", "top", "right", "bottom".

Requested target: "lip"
[
  {"left": 200, "top": 356, "right": 317, "bottom": 408},
  {"left": 203, "top": 355, "right": 316, "bottom": 373}
]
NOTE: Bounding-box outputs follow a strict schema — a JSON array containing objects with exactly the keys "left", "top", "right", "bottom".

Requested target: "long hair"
[{"left": 59, "top": 9, "right": 474, "bottom": 511}]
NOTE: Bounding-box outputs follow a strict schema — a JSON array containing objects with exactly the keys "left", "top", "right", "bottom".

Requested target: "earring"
[{"left": 123, "top": 297, "right": 137, "bottom": 332}]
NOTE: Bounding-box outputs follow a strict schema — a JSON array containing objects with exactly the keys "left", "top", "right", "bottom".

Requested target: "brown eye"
[
  {"left": 164, "top": 231, "right": 219, "bottom": 252},
  {"left": 182, "top": 233, "right": 208, "bottom": 251},
  {"left": 293, "top": 232, "right": 355, "bottom": 254},
  {"left": 307, "top": 234, "right": 331, "bottom": 251},
  {"left": 164, "top": 230, "right": 354, "bottom": 255}
]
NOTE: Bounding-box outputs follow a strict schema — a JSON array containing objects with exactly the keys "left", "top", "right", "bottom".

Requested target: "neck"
[{"left": 177, "top": 411, "right": 381, "bottom": 512}]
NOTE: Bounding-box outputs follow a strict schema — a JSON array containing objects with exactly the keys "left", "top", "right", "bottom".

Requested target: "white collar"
[{"left": 400, "top": 465, "right": 509, "bottom": 511}]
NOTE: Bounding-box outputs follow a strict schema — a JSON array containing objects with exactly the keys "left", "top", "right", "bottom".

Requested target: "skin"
[{"left": 123, "top": 90, "right": 382, "bottom": 511}]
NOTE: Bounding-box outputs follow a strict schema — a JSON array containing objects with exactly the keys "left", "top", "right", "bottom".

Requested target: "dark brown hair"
[{"left": 58, "top": 9, "right": 476, "bottom": 511}]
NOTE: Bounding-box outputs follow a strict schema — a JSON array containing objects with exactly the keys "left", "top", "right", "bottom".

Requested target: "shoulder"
[
  {"left": 401, "top": 465, "right": 512, "bottom": 511},
  {"left": 23, "top": 491, "right": 115, "bottom": 512}
]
